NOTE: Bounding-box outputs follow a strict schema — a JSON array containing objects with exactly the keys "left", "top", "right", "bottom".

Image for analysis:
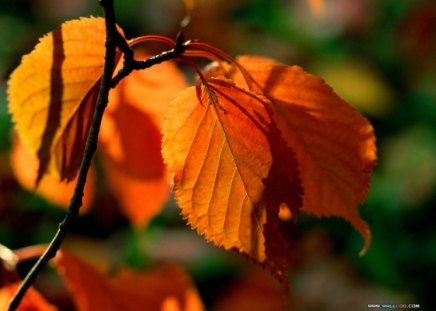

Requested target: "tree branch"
[
  {"left": 7, "top": 1, "right": 119, "bottom": 310},
  {"left": 8, "top": 1, "right": 188, "bottom": 309}
]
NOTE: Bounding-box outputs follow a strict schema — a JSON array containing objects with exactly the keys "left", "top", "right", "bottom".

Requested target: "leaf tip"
[{"left": 358, "top": 226, "right": 371, "bottom": 256}]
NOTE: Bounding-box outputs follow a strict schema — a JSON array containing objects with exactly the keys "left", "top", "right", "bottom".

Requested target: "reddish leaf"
[
  {"left": 7, "top": 17, "right": 120, "bottom": 182},
  {"left": 10, "top": 136, "right": 94, "bottom": 212},
  {"left": 53, "top": 250, "right": 204, "bottom": 311},
  {"left": 0, "top": 283, "right": 57, "bottom": 311},
  {"left": 226, "top": 55, "right": 377, "bottom": 253},
  {"left": 162, "top": 78, "right": 302, "bottom": 280},
  {"left": 99, "top": 53, "right": 188, "bottom": 227}
]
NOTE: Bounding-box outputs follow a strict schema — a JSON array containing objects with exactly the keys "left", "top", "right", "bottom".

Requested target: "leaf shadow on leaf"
[
  {"left": 103, "top": 100, "right": 165, "bottom": 180},
  {"left": 262, "top": 66, "right": 286, "bottom": 95},
  {"left": 56, "top": 82, "right": 100, "bottom": 182},
  {"left": 262, "top": 128, "right": 303, "bottom": 286},
  {"left": 98, "top": 94, "right": 169, "bottom": 227},
  {"left": 258, "top": 64, "right": 374, "bottom": 253},
  {"left": 37, "top": 26, "right": 65, "bottom": 184},
  {"left": 214, "top": 84, "right": 303, "bottom": 284},
  {"left": 255, "top": 107, "right": 303, "bottom": 286}
]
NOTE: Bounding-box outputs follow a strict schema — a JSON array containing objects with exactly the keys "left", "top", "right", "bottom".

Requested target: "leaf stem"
[
  {"left": 128, "top": 35, "right": 175, "bottom": 49},
  {"left": 110, "top": 32, "right": 187, "bottom": 88}
]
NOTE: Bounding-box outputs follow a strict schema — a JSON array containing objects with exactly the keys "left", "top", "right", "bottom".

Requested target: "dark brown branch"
[
  {"left": 7, "top": 1, "right": 119, "bottom": 310},
  {"left": 8, "top": 2, "right": 188, "bottom": 309},
  {"left": 7, "top": 0, "right": 181, "bottom": 309},
  {"left": 8, "top": 2, "right": 188, "bottom": 308}
]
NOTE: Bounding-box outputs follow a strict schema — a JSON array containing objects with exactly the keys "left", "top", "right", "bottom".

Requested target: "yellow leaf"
[{"left": 7, "top": 17, "right": 117, "bottom": 182}]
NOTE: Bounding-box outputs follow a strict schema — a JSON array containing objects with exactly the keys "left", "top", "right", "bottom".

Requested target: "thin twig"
[{"left": 111, "top": 32, "right": 187, "bottom": 88}]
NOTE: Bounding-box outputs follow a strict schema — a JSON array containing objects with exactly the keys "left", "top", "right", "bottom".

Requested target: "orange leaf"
[
  {"left": 7, "top": 17, "right": 119, "bottom": 182},
  {"left": 162, "top": 78, "right": 302, "bottom": 280},
  {"left": 228, "top": 55, "right": 377, "bottom": 253},
  {"left": 99, "top": 54, "right": 188, "bottom": 227},
  {"left": 0, "top": 283, "right": 57, "bottom": 311},
  {"left": 10, "top": 136, "right": 94, "bottom": 212},
  {"left": 53, "top": 249, "right": 204, "bottom": 311}
]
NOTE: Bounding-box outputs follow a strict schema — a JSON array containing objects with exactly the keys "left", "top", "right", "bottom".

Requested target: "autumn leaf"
[
  {"left": 10, "top": 136, "right": 94, "bottom": 212},
  {"left": 53, "top": 249, "right": 204, "bottom": 311},
  {"left": 7, "top": 17, "right": 187, "bottom": 227},
  {"left": 7, "top": 17, "right": 119, "bottom": 182},
  {"left": 162, "top": 78, "right": 302, "bottom": 280},
  {"left": 0, "top": 283, "right": 57, "bottom": 311},
  {"left": 225, "top": 55, "right": 377, "bottom": 253},
  {"left": 99, "top": 52, "right": 188, "bottom": 227}
]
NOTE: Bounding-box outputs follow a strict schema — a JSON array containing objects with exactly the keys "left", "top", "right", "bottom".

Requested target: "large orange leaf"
[
  {"left": 0, "top": 283, "right": 57, "bottom": 311},
  {"left": 10, "top": 136, "right": 94, "bottom": 212},
  {"left": 162, "top": 78, "right": 302, "bottom": 280},
  {"left": 53, "top": 249, "right": 204, "bottom": 311},
  {"left": 99, "top": 53, "right": 188, "bottom": 227},
  {"left": 227, "top": 55, "right": 377, "bottom": 253},
  {"left": 7, "top": 17, "right": 116, "bottom": 182}
]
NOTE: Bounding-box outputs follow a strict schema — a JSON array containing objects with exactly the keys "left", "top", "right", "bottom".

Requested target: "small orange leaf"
[
  {"left": 99, "top": 54, "right": 188, "bottom": 227},
  {"left": 162, "top": 78, "right": 302, "bottom": 280},
  {"left": 10, "top": 136, "right": 94, "bottom": 212},
  {"left": 7, "top": 17, "right": 119, "bottom": 182},
  {"left": 0, "top": 283, "right": 57, "bottom": 311},
  {"left": 228, "top": 55, "right": 377, "bottom": 253},
  {"left": 53, "top": 249, "right": 204, "bottom": 311}
]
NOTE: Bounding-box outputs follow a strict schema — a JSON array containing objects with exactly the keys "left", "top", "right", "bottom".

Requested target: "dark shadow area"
[{"left": 36, "top": 26, "right": 65, "bottom": 183}]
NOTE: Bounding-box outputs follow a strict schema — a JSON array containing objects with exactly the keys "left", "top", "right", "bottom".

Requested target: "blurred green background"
[{"left": 1, "top": 0, "right": 435, "bottom": 310}]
